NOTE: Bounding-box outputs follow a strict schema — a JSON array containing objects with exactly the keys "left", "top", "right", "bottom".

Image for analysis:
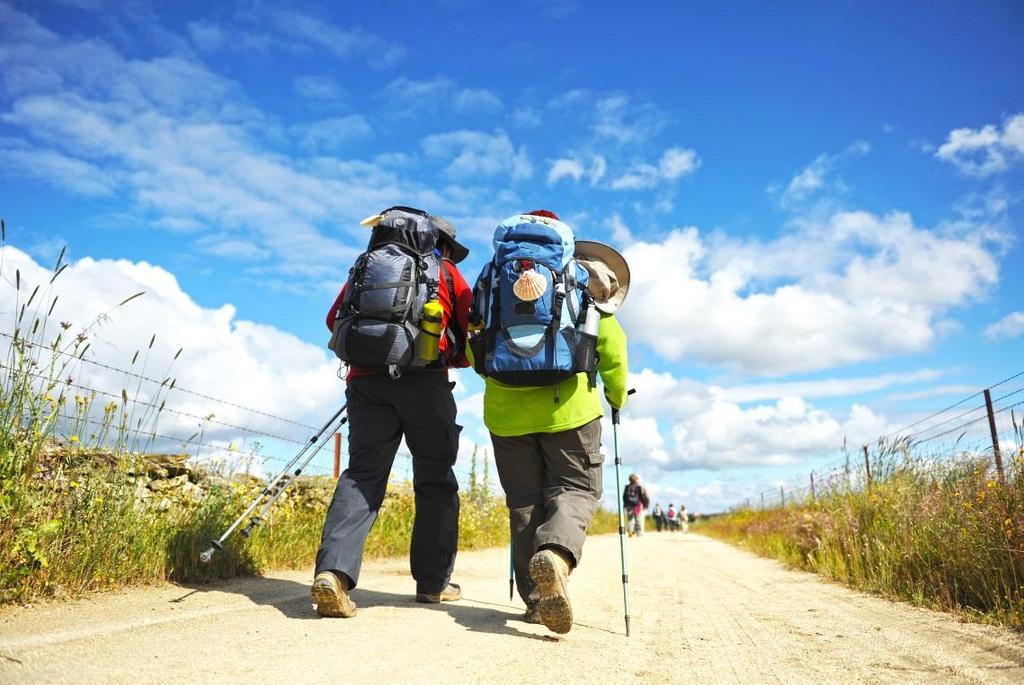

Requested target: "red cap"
[{"left": 525, "top": 209, "right": 559, "bottom": 221}]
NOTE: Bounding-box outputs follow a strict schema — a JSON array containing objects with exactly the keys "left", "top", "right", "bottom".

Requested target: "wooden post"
[
  {"left": 863, "top": 445, "right": 872, "bottom": 489},
  {"left": 780, "top": 485, "right": 785, "bottom": 508},
  {"left": 333, "top": 432, "right": 342, "bottom": 479},
  {"left": 984, "top": 388, "right": 1005, "bottom": 484},
  {"left": 809, "top": 471, "right": 816, "bottom": 502},
  {"left": 760, "top": 492, "right": 765, "bottom": 509}
]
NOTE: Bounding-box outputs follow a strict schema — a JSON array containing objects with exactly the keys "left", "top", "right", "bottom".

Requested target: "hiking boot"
[
  {"left": 524, "top": 604, "right": 544, "bottom": 624},
  {"left": 311, "top": 571, "right": 357, "bottom": 618},
  {"left": 415, "top": 583, "right": 462, "bottom": 604},
  {"left": 529, "top": 549, "right": 573, "bottom": 634}
]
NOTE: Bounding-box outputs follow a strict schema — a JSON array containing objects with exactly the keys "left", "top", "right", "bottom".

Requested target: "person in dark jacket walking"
[
  {"left": 623, "top": 474, "right": 649, "bottom": 537},
  {"left": 651, "top": 503, "right": 665, "bottom": 532},
  {"left": 311, "top": 212, "right": 473, "bottom": 618}
]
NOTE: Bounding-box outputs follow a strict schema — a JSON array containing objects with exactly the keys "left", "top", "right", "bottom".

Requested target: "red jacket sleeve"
[
  {"left": 439, "top": 260, "right": 472, "bottom": 368},
  {"left": 326, "top": 283, "right": 348, "bottom": 332}
]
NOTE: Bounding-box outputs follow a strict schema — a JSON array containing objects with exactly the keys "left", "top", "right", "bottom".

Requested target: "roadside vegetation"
[
  {"left": 0, "top": 224, "right": 616, "bottom": 605},
  {"left": 699, "top": 439, "right": 1024, "bottom": 629}
]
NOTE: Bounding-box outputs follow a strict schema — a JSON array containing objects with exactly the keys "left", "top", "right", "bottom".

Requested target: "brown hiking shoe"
[
  {"left": 415, "top": 583, "right": 462, "bottom": 604},
  {"left": 529, "top": 549, "right": 573, "bottom": 634},
  {"left": 524, "top": 603, "right": 544, "bottom": 624},
  {"left": 311, "top": 571, "right": 357, "bottom": 618}
]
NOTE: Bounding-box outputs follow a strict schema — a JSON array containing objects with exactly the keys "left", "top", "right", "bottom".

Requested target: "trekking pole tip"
[{"left": 199, "top": 547, "right": 215, "bottom": 564}]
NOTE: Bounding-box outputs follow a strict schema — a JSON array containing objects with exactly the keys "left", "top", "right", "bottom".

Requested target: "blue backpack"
[{"left": 470, "top": 214, "right": 594, "bottom": 388}]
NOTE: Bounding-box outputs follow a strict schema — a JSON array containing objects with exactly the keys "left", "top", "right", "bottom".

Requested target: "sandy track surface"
[{"left": 1, "top": 533, "right": 1022, "bottom": 684}]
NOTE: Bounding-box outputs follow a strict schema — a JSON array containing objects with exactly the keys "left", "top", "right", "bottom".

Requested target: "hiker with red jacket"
[
  {"left": 469, "top": 210, "right": 630, "bottom": 634},
  {"left": 310, "top": 207, "right": 472, "bottom": 618}
]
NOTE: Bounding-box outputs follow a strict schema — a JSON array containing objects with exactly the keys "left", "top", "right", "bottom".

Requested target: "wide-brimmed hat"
[
  {"left": 575, "top": 240, "right": 630, "bottom": 314},
  {"left": 430, "top": 215, "right": 469, "bottom": 264}
]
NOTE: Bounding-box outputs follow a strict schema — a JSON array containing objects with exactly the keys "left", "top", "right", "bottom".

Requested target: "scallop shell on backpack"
[{"left": 512, "top": 269, "right": 548, "bottom": 301}]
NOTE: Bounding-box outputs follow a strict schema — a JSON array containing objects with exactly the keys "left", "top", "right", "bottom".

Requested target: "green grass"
[{"left": 698, "top": 443, "right": 1024, "bottom": 629}]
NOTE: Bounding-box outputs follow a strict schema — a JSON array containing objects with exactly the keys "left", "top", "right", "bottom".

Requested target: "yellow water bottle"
[{"left": 416, "top": 300, "right": 443, "bottom": 363}]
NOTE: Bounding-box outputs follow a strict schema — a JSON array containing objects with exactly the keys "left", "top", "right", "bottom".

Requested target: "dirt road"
[{"left": 1, "top": 533, "right": 1022, "bottom": 684}]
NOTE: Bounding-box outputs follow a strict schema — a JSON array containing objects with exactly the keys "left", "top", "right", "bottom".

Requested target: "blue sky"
[{"left": 1, "top": 0, "right": 1022, "bottom": 512}]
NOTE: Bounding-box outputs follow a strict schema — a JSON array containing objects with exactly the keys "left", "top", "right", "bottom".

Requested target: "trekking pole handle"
[{"left": 611, "top": 389, "right": 636, "bottom": 426}]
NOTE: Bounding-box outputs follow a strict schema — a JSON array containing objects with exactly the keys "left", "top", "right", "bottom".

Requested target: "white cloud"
[
  {"left": 659, "top": 147, "right": 700, "bottom": 179},
  {"left": 935, "top": 113, "right": 1024, "bottom": 176},
  {"left": 546, "top": 154, "right": 606, "bottom": 186},
  {"left": 722, "top": 369, "right": 945, "bottom": 403},
  {"left": 186, "top": 20, "right": 226, "bottom": 52},
  {"left": 290, "top": 115, "right": 372, "bottom": 151},
  {"left": 511, "top": 106, "right": 542, "bottom": 128},
  {"left": 454, "top": 88, "right": 504, "bottom": 114},
  {"left": 380, "top": 77, "right": 503, "bottom": 116},
  {"left": 267, "top": 10, "right": 405, "bottom": 68},
  {"left": 539, "top": 0, "right": 580, "bottom": 19},
  {"left": 547, "top": 157, "right": 584, "bottom": 184},
  {"left": 589, "top": 155, "right": 607, "bottom": 184},
  {"left": 612, "top": 368, "right": 889, "bottom": 472},
  {"left": 0, "top": 245, "right": 339, "bottom": 449},
  {"left": 885, "top": 385, "right": 979, "bottom": 402},
  {"left": 591, "top": 94, "right": 668, "bottom": 144},
  {"left": 984, "top": 311, "right": 1024, "bottom": 340},
  {"left": 421, "top": 130, "right": 532, "bottom": 181},
  {"left": 775, "top": 141, "right": 870, "bottom": 208},
  {"left": 605, "top": 213, "right": 634, "bottom": 245},
  {"left": 611, "top": 147, "right": 700, "bottom": 190},
  {"left": 0, "top": 139, "right": 118, "bottom": 196},
  {"left": 618, "top": 209, "right": 1001, "bottom": 375},
  {"left": 293, "top": 75, "right": 343, "bottom": 103}
]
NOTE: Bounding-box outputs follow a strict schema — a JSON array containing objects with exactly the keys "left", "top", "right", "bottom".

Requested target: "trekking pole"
[
  {"left": 612, "top": 388, "right": 636, "bottom": 637},
  {"left": 509, "top": 538, "right": 515, "bottom": 601},
  {"left": 199, "top": 404, "right": 348, "bottom": 563}
]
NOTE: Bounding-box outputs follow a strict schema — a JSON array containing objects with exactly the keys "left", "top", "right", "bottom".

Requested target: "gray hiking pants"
[
  {"left": 490, "top": 418, "right": 603, "bottom": 604},
  {"left": 315, "top": 371, "right": 461, "bottom": 594}
]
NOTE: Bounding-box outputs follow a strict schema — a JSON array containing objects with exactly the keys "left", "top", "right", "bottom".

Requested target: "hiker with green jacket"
[{"left": 469, "top": 210, "right": 630, "bottom": 634}]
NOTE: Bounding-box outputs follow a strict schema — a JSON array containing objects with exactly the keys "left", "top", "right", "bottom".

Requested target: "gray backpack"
[{"left": 328, "top": 206, "right": 441, "bottom": 368}]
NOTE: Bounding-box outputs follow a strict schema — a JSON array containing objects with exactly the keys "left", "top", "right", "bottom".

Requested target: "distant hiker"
[
  {"left": 312, "top": 207, "right": 473, "bottom": 618},
  {"left": 666, "top": 503, "right": 678, "bottom": 532},
  {"left": 652, "top": 503, "right": 665, "bottom": 532},
  {"left": 679, "top": 504, "right": 689, "bottom": 533},
  {"left": 623, "top": 474, "right": 649, "bottom": 537},
  {"left": 469, "top": 210, "right": 630, "bottom": 634}
]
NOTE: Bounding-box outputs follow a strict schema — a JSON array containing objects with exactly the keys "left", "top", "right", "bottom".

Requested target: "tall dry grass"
[{"left": 699, "top": 438, "right": 1024, "bottom": 628}]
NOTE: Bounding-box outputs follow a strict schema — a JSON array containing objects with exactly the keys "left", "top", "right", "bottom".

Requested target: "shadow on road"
[{"left": 169, "top": 576, "right": 557, "bottom": 641}]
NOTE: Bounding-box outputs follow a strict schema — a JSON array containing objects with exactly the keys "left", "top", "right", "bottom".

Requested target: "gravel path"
[{"left": 1, "top": 533, "right": 1022, "bottom": 684}]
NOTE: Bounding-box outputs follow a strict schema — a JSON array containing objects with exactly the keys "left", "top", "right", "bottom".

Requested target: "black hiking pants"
[
  {"left": 315, "top": 370, "right": 461, "bottom": 594},
  {"left": 490, "top": 418, "right": 603, "bottom": 604}
]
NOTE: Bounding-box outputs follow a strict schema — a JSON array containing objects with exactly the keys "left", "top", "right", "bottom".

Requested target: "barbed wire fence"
[
  {"left": 737, "top": 369, "right": 1024, "bottom": 511},
  {"left": 1, "top": 330, "right": 480, "bottom": 485}
]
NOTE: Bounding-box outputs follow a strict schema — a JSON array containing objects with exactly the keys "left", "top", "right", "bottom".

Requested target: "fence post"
[
  {"left": 780, "top": 485, "right": 785, "bottom": 508},
  {"left": 760, "top": 492, "right": 764, "bottom": 509},
  {"left": 862, "top": 445, "right": 872, "bottom": 490},
  {"left": 844, "top": 455, "right": 850, "bottom": 489},
  {"left": 333, "top": 432, "right": 342, "bottom": 479},
  {"left": 809, "top": 471, "right": 816, "bottom": 502},
  {"left": 983, "top": 388, "right": 1006, "bottom": 485}
]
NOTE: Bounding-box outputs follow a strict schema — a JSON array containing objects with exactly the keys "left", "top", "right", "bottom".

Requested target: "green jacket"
[{"left": 475, "top": 314, "right": 629, "bottom": 437}]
